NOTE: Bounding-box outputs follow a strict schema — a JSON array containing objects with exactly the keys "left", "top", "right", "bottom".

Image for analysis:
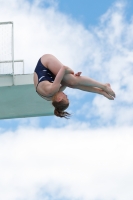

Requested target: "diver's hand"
[{"left": 75, "top": 72, "right": 82, "bottom": 76}]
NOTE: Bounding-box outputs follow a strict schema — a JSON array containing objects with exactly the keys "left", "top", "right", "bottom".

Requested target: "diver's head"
[{"left": 52, "top": 91, "right": 70, "bottom": 118}]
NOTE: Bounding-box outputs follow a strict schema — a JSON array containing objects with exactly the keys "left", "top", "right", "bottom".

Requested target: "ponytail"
[
  {"left": 54, "top": 109, "right": 70, "bottom": 119},
  {"left": 52, "top": 99, "right": 71, "bottom": 119}
]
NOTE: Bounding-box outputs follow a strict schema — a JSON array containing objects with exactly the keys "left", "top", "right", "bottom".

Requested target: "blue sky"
[
  {"left": 0, "top": 0, "right": 133, "bottom": 200},
  {"left": 34, "top": 0, "right": 133, "bottom": 26},
  {"left": 57, "top": 0, "right": 117, "bottom": 26},
  {"left": 57, "top": 0, "right": 133, "bottom": 25}
]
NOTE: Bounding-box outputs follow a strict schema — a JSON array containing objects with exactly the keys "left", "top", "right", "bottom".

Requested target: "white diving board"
[
  {"left": 0, "top": 21, "right": 54, "bottom": 119},
  {"left": 0, "top": 74, "right": 54, "bottom": 119}
]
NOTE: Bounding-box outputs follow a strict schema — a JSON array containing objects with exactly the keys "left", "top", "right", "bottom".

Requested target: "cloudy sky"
[{"left": 0, "top": 0, "right": 133, "bottom": 200}]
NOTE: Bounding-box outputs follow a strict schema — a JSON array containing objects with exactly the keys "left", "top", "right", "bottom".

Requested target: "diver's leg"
[
  {"left": 41, "top": 54, "right": 64, "bottom": 75},
  {"left": 41, "top": 55, "right": 115, "bottom": 97},
  {"left": 71, "top": 84, "right": 114, "bottom": 100},
  {"left": 62, "top": 74, "right": 115, "bottom": 97}
]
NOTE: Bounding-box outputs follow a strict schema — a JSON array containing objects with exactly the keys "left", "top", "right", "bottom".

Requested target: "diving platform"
[
  {"left": 0, "top": 21, "right": 54, "bottom": 120},
  {"left": 0, "top": 74, "right": 54, "bottom": 119}
]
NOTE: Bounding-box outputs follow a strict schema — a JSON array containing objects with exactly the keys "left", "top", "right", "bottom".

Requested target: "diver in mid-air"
[{"left": 34, "top": 54, "right": 115, "bottom": 118}]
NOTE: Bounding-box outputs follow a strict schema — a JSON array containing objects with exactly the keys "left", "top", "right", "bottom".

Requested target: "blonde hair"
[{"left": 52, "top": 99, "right": 70, "bottom": 119}]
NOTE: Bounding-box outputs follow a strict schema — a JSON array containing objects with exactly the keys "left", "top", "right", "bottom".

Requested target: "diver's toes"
[{"left": 112, "top": 92, "right": 116, "bottom": 98}]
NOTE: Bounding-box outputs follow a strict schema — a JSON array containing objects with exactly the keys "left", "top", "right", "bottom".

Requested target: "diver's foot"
[
  {"left": 103, "top": 83, "right": 116, "bottom": 98},
  {"left": 102, "top": 91, "right": 114, "bottom": 100}
]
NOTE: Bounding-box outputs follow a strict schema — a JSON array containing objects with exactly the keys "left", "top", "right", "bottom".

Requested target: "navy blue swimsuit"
[{"left": 34, "top": 58, "right": 55, "bottom": 100}]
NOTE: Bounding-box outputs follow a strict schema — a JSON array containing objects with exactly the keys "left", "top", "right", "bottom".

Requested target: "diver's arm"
[
  {"left": 59, "top": 85, "right": 67, "bottom": 92},
  {"left": 49, "top": 66, "right": 74, "bottom": 95},
  {"left": 49, "top": 66, "right": 66, "bottom": 94}
]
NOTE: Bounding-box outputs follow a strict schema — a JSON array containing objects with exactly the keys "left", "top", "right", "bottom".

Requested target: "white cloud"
[
  {"left": 0, "top": 0, "right": 93, "bottom": 74},
  {"left": 0, "top": 126, "right": 133, "bottom": 200}
]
